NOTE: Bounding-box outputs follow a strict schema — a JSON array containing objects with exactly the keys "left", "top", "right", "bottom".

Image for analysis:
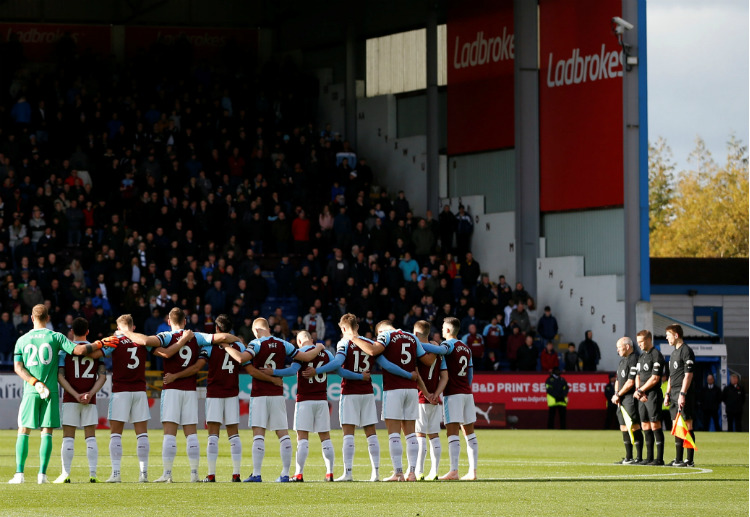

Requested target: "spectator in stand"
[
  {"left": 526, "top": 297, "right": 538, "bottom": 328},
  {"left": 536, "top": 306, "right": 559, "bottom": 347},
  {"left": 563, "top": 343, "right": 580, "bottom": 372},
  {"left": 458, "top": 252, "right": 480, "bottom": 293},
  {"left": 578, "top": 330, "right": 601, "bottom": 371},
  {"left": 506, "top": 325, "right": 524, "bottom": 371},
  {"left": 513, "top": 282, "right": 531, "bottom": 304},
  {"left": 302, "top": 306, "right": 325, "bottom": 339},
  {"left": 455, "top": 205, "right": 473, "bottom": 256},
  {"left": 462, "top": 323, "right": 485, "bottom": 371},
  {"left": 540, "top": 341, "right": 560, "bottom": 373},
  {"left": 460, "top": 307, "right": 479, "bottom": 337},
  {"left": 510, "top": 300, "right": 531, "bottom": 334},
  {"left": 411, "top": 219, "right": 435, "bottom": 263},
  {"left": 700, "top": 374, "right": 722, "bottom": 432},
  {"left": 438, "top": 204, "right": 456, "bottom": 253},
  {"left": 517, "top": 334, "right": 538, "bottom": 371},
  {"left": 482, "top": 317, "right": 504, "bottom": 370},
  {"left": 393, "top": 190, "right": 410, "bottom": 220},
  {"left": 274, "top": 256, "right": 295, "bottom": 298},
  {"left": 722, "top": 374, "right": 744, "bottom": 432},
  {"left": 0, "top": 311, "right": 17, "bottom": 365},
  {"left": 398, "top": 252, "right": 419, "bottom": 283}
]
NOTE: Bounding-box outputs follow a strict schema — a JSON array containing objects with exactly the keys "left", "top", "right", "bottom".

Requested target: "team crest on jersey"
[
  {"left": 620, "top": 371, "right": 626, "bottom": 377},
  {"left": 643, "top": 363, "right": 649, "bottom": 371},
  {"left": 674, "top": 361, "right": 679, "bottom": 369}
]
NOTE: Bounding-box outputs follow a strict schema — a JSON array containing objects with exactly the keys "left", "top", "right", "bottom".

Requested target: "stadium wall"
[
  {"left": 536, "top": 255, "right": 624, "bottom": 371},
  {"left": 0, "top": 372, "right": 611, "bottom": 430}
]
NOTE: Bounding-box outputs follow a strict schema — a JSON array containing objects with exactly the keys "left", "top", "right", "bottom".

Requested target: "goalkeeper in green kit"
[{"left": 8, "top": 305, "right": 119, "bottom": 484}]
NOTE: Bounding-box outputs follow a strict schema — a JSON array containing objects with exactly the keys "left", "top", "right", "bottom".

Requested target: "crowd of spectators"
[{"left": 0, "top": 34, "right": 590, "bottom": 374}]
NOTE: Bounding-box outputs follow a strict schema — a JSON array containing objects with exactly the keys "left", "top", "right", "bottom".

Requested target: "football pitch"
[{"left": 0, "top": 429, "right": 747, "bottom": 517}]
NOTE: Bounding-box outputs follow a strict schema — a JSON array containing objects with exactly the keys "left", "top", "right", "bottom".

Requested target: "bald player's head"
[
  {"left": 616, "top": 337, "right": 633, "bottom": 357},
  {"left": 252, "top": 317, "right": 270, "bottom": 338}
]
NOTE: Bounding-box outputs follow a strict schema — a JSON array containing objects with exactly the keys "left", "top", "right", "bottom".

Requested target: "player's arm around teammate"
[
  {"left": 162, "top": 330, "right": 207, "bottom": 386},
  {"left": 54, "top": 317, "right": 108, "bottom": 483},
  {"left": 9, "top": 305, "right": 117, "bottom": 485}
]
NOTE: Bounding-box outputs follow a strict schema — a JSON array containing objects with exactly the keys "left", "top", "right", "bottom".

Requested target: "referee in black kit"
[
  {"left": 612, "top": 337, "right": 643, "bottom": 464},
  {"left": 634, "top": 330, "right": 666, "bottom": 466},
  {"left": 664, "top": 324, "right": 697, "bottom": 467}
]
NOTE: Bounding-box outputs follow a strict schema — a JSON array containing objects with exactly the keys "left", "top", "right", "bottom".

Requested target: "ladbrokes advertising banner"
[
  {"left": 0, "top": 23, "right": 112, "bottom": 61},
  {"left": 447, "top": 0, "right": 514, "bottom": 155},
  {"left": 472, "top": 373, "right": 610, "bottom": 410},
  {"left": 124, "top": 26, "right": 258, "bottom": 61},
  {"left": 539, "top": 0, "right": 623, "bottom": 212}
]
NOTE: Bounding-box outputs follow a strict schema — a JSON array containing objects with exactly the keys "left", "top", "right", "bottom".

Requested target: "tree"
[
  {"left": 649, "top": 135, "right": 749, "bottom": 258},
  {"left": 648, "top": 137, "right": 676, "bottom": 235}
]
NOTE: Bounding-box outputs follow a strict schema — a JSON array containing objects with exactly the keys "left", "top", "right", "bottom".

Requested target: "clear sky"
[{"left": 647, "top": 0, "right": 749, "bottom": 170}]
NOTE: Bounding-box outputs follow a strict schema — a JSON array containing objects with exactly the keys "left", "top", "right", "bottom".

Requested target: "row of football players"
[{"left": 54, "top": 307, "right": 479, "bottom": 482}]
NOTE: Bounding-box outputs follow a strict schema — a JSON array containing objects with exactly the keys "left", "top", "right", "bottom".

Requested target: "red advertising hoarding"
[
  {"left": 539, "top": 0, "right": 623, "bottom": 212},
  {"left": 472, "top": 372, "right": 609, "bottom": 410},
  {"left": 0, "top": 23, "right": 111, "bottom": 61},
  {"left": 124, "top": 26, "right": 258, "bottom": 61},
  {"left": 447, "top": 0, "right": 514, "bottom": 155}
]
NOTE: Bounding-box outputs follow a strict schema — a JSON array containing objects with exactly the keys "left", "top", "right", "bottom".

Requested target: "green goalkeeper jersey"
[{"left": 13, "top": 328, "right": 77, "bottom": 395}]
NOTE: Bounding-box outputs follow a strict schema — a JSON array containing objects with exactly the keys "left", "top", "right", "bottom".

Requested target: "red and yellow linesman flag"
[
  {"left": 671, "top": 411, "right": 697, "bottom": 450},
  {"left": 620, "top": 406, "right": 635, "bottom": 445}
]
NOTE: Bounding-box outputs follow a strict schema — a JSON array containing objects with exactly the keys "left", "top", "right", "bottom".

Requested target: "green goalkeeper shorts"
[{"left": 18, "top": 393, "right": 60, "bottom": 429}]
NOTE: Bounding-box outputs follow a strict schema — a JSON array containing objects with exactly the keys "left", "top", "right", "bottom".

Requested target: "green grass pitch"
[{"left": 0, "top": 429, "right": 747, "bottom": 516}]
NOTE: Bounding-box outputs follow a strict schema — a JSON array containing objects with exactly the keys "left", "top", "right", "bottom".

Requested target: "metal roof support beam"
[{"left": 514, "top": 0, "right": 540, "bottom": 296}]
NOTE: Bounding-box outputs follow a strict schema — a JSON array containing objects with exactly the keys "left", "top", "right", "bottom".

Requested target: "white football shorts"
[
  {"left": 293, "top": 400, "right": 331, "bottom": 433},
  {"left": 205, "top": 396, "right": 240, "bottom": 426},
  {"left": 339, "top": 393, "right": 378, "bottom": 428},
  {"left": 442, "top": 393, "right": 477, "bottom": 425},
  {"left": 108, "top": 391, "right": 151, "bottom": 424},
  {"left": 62, "top": 402, "right": 98, "bottom": 428},
  {"left": 415, "top": 402, "right": 442, "bottom": 434},
  {"left": 381, "top": 388, "right": 419, "bottom": 421},
  {"left": 160, "top": 389, "right": 199, "bottom": 426},
  {"left": 249, "top": 395, "right": 288, "bottom": 431}
]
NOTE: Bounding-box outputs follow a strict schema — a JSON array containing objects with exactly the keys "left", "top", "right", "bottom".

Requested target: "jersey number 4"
[{"left": 222, "top": 352, "right": 235, "bottom": 374}]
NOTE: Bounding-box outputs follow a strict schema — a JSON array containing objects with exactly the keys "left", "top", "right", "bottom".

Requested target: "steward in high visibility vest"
[{"left": 546, "top": 368, "right": 568, "bottom": 429}]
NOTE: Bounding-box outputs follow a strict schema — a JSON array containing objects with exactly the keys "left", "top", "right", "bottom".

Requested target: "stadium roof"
[{"left": 652, "top": 311, "right": 719, "bottom": 340}]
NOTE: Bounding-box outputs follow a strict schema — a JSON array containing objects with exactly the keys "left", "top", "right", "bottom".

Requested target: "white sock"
[
  {"left": 464, "top": 433, "right": 478, "bottom": 472},
  {"left": 321, "top": 439, "right": 335, "bottom": 475},
  {"left": 429, "top": 437, "right": 442, "bottom": 475},
  {"left": 366, "top": 434, "right": 380, "bottom": 476},
  {"left": 448, "top": 435, "right": 460, "bottom": 472},
  {"left": 416, "top": 436, "right": 427, "bottom": 476},
  {"left": 229, "top": 434, "right": 242, "bottom": 475},
  {"left": 343, "top": 434, "right": 355, "bottom": 474},
  {"left": 252, "top": 436, "right": 265, "bottom": 476},
  {"left": 405, "top": 433, "right": 418, "bottom": 474},
  {"left": 388, "top": 433, "right": 403, "bottom": 473},
  {"left": 109, "top": 433, "right": 122, "bottom": 477},
  {"left": 279, "top": 435, "right": 292, "bottom": 477},
  {"left": 61, "top": 437, "right": 75, "bottom": 475},
  {"left": 86, "top": 437, "right": 98, "bottom": 477},
  {"left": 295, "top": 439, "right": 309, "bottom": 476},
  {"left": 207, "top": 434, "right": 219, "bottom": 476},
  {"left": 162, "top": 434, "right": 177, "bottom": 477},
  {"left": 136, "top": 433, "right": 149, "bottom": 474},
  {"left": 186, "top": 434, "right": 200, "bottom": 476}
]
